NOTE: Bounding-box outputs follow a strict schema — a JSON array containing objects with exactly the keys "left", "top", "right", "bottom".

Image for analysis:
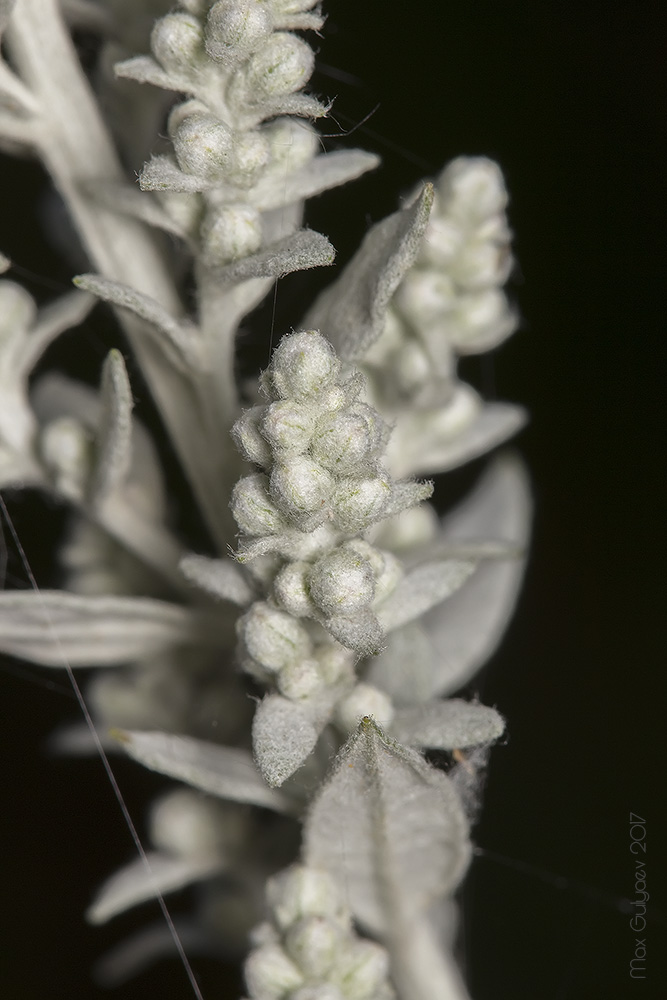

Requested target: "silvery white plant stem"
[{"left": 7, "top": 0, "right": 237, "bottom": 548}]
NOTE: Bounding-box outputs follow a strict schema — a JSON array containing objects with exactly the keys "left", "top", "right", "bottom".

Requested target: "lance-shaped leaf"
[
  {"left": 0, "top": 592, "right": 218, "bottom": 666},
  {"left": 88, "top": 349, "right": 133, "bottom": 505},
  {"left": 139, "top": 154, "right": 214, "bottom": 194},
  {"left": 115, "top": 55, "right": 191, "bottom": 92},
  {"left": 304, "top": 185, "right": 434, "bottom": 360},
  {"left": 252, "top": 695, "right": 320, "bottom": 789},
  {"left": 215, "top": 230, "right": 334, "bottom": 283},
  {"left": 252, "top": 150, "right": 380, "bottom": 212},
  {"left": 83, "top": 180, "right": 194, "bottom": 243},
  {"left": 179, "top": 554, "right": 255, "bottom": 607},
  {"left": 117, "top": 730, "right": 297, "bottom": 815},
  {"left": 17, "top": 288, "right": 94, "bottom": 377},
  {"left": 377, "top": 558, "right": 476, "bottom": 632},
  {"left": 391, "top": 699, "right": 505, "bottom": 750},
  {"left": 304, "top": 718, "right": 471, "bottom": 934},
  {"left": 93, "top": 919, "right": 208, "bottom": 988},
  {"left": 86, "top": 851, "right": 223, "bottom": 925},
  {"left": 423, "top": 453, "right": 531, "bottom": 696},
  {"left": 73, "top": 274, "right": 203, "bottom": 372},
  {"left": 364, "top": 622, "right": 436, "bottom": 707}
]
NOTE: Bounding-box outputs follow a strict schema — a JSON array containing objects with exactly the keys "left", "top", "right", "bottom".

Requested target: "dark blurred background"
[{"left": 1, "top": 2, "right": 664, "bottom": 999}]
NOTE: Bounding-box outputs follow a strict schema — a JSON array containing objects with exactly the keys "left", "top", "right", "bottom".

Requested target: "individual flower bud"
[
  {"left": 334, "top": 940, "right": 391, "bottom": 1000},
  {"left": 449, "top": 240, "right": 512, "bottom": 291},
  {"left": 200, "top": 203, "right": 262, "bottom": 265},
  {"left": 450, "top": 289, "right": 515, "bottom": 349},
  {"left": 244, "top": 943, "right": 303, "bottom": 1000},
  {"left": 342, "top": 540, "right": 402, "bottom": 605},
  {"left": 205, "top": 0, "right": 273, "bottom": 65},
  {"left": 40, "top": 418, "right": 93, "bottom": 495},
  {"left": 373, "top": 503, "right": 439, "bottom": 552},
  {"left": 238, "top": 601, "right": 312, "bottom": 671},
  {"left": 167, "top": 99, "right": 210, "bottom": 140},
  {"left": 310, "top": 408, "right": 376, "bottom": 473},
  {"left": 263, "top": 117, "right": 318, "bottom": 173},
  {"left": 261, "top": 400, "right": 316, "bottom": 454},
  {"left": 388, "top": 340, "right": 433, "bottom": 396},
  {"left": 231, "top": 473, "right": 285, "bottom": 535},
  {"left": 267, "top": 865, "right": 348, "bottom": 932},
  {"left": 273, "top": 561, "right": 317, "bottom": 617},
  {"left": 418, "top": 211, "right": 463, "bottom": 268},
  {"left": 244, "top": 32, "right": 314, "bottom": 99},
  {"left": 158, "top": 190, "right": 203, "bottom": 239},
  {"left": 335, "top": 683, "right": 394, "bottom": 733},
  {"left": 315, "top": 643, "right": 353, "bottom": 685},
  {"left": 277, "top": 656, "right": 323, "bottom": 699},
  {"left": 151, "top": 13, "right": 205, "bottom": 74},
  {"left": 229, "top": 130, "right": 271, "bottom": 187},
  {"left": 0, "top": 280, "right": 36, "bottom": 337},
  {"left": 232, "top": 407, "right": 273, "bottom": 467},
  {"left": 309, "top": 548, "right": 375, "bottom": 615},
  {"left": 439, "top": 156, "right": 508, "bottom": 224},
  {"left": 149, "top": 789, "right": 231, "bottom": 859},
  {"left": 270, "top": 456, "right": 334, "bottom": 526},
  {"left": 393, "top": 269, "right": 456, "bottom": 328},
  {"left": 330, "top": 475, "right": 391, "bottom": 532},
  {"left": 270, "top": 331, "right": 340, "bottom": 401},
  {"left": 173, "top": 113, "right": 233, "bottom": 179},
  {"left": 285, "top": 916, "right": 341, "bottom": 979}
]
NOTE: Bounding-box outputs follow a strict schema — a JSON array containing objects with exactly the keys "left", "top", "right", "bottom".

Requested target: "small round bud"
[
  {"left": 244, "top": 32, "right": 314, "bottom": 99},
  {"left": 330, "top": 475, "right": 391, "bottom": 532},
  {"left": 200, "top": 203, "right": 262, "bottom": 265},
  {"left": 335, "top": 683, "right": 394, "bottom": 733},
  {"left": 0, "top": 280, "right": 36, "bottom": 337},
  {"left": 261, "top": 400, "right": 316, "bottom": 454},
  {"left": 315, "top": 644, "right": 353, "bottom": 685},
  {"left": 228, "top": 130, "right": 271, "bottom": 187},
  {"left": 244, "top": 943, "right": 303, "bottom": 1000},
  {"left": 173, "top": 113, "right": 233, "bottom": 179},
  {"left": 277, "top": 656, "right": 323, "bottom": 699},
  {"left": 423, "top": 383, "right": 480, "bottom": 439},
  {"left": 238, "top": 601, "right": 312, "bottom": 672},
  {"left": 231, "top": 473, "right": 285, "bottom": 535},
  {"left": 439, "top": 156, "right": 508, "bottom": 224},
  {"left": 267, "top": 865, "right": 348, "bottom": 931},
  {"left": 167, "top": 99, "right": 209, "bottom": 140},
  {"left": 231, "top": 406, "right": 272, "bottom": 467},
  {"left": 342, "top": 540, "right": 402, "bottom": 605},
  {"left": 273, "top": 561, "right": 316, "bottom": 617},
  {"left": 310, "top": 409, "right": 373, "bottom": 473},
  {"left": 450, "top": 289, "right": 515, "bottom": 349},
  {"left": 393, "top": 269, "right": 456, "bottom": 328},
  {"left": 334, "top": 939, "right": 391, "bottom": 1000},
  {"left": 285, "top": 916, "right": 340, "bottom": 979},
  {"left": 373, "top": 503, "right": 439, "bottom": 552},
  {"left": 263, "top": 118, "right": 318, "bottom": 173},
  {"left": 418, "top": 211, "right": 463, "bottom": 268},
  {"left": 149, "top": 789, "right": 232, "bottom": 859},
  {"left": 40, "top": 418, "right": 93, "bottom": 495},
  {"left": 389, "top": 339, "right": 434, "bottom": 396},
  {"left": 151, "top": 13, "right": 204, "bottom": 74},
  {"left": 309, "top": 548, "right": 375, "bottom": 615},
  {"left": 450, "top": 241, "right": 512, "bottom": 291},
  {"left": 205, "top": 0, "right": 272, "bottom": 65},
  {"left": 270, "top": 456, "right": 334, "bottom": 525},
  {"left": 270, "top": 331, "right": 340, "bottom": 400}
]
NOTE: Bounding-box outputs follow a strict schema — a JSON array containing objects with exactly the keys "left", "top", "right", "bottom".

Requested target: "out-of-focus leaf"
[
  {"left": 89, "top": 349, "right": 133, "bottom": 504},
  {"left": 117, "top": 730, "right": 297, "bottom": 815},
  {"left": 252, "top": 150, "right": 380, "bottom": 212},
  {"left": 377, "top": 559, "right": 476, "bottom": 632},
  {"left": 391, "top": 699, "right": 505, "bottom": 750},
  {"left": 179, "top": 554, "right": 255, "bottom": 606},
  {"left": 304, "top": 718, "right": 470, "bottom": 935}
]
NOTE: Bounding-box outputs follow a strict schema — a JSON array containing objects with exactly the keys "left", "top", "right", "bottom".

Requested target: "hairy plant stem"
[{"left": 7, "top": 0, "right": 236, "bottom": 549}]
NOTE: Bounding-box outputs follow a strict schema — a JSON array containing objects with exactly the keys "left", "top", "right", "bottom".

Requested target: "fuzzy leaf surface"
[
  {"left": 377, "top": 559, "right": 476, "bottom": 632},
  {"left": 391, "top": 699, "right": 505, "bottom": 750},
  {"left": 89, "top": 349, "right": 133, "bottom": 504},
  {"left": 179, "top": 554, "right": 255, "bottom": 606},
  {"left": 304, "top": 719, "right": 471, "bottom": 934},
  {"left": 215, "top": 230, "right": 334, "bottom": 283},
  {"left": 252, "top": 694, "right": 320, "bottom": 788}
]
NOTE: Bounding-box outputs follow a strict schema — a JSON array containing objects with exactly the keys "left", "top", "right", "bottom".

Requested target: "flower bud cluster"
[
  {"left": 368, "top": 157, "right": 516, "bottom": 397},
  {"left": 146, "top": 2, "right": 322, "bottom": 265},
  {"left": 243, "top": 865, "right": 395, "bottom": 1000}
]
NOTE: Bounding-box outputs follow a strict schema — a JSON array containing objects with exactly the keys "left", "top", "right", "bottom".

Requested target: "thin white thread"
[{"left": 0, "top": 493, "right": 205, "bottom": 1000}]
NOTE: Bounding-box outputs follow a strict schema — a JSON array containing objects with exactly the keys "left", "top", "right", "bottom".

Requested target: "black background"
[{"left": 1, "top": 2, "right": 665, "bottom": 999}]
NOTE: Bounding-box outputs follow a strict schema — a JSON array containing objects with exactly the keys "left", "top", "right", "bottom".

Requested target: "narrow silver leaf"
[
  {"left": 252, "top": 695, "right": 320, "bottom": 788},
  {"left": 118, "top": 730, "right": 297, "bottom": 815},
  {"left": 304, "top": 719, "right": 471, "bottom": 935},
  {"left": 179, "top": 554, "right": 255, "bottom": 606},
  {"left": 18, "top": 289, "right": 94, "bottom": 376},
  {"left": 89, "top": 349, "right": 133, "bottom": 504},
  {"left": 391, "top": 700, "right": 505, "bottom": 750},
  {"left": 304, "top": 185, "right": 434, "bottom": 360},
  {"left": 114, "top": 56, "right": 190, "bottom": 92},
  {"left": 252, "top": 150, "right": 380, "bottom": 212},
  {"left": 139, "top": 154, "right": 214, "bottom": 194},
  {"left": 215, "top": 230, "right": 335, "bottom": 282},
  {"left": 377, "top": 559, "right": 476, "bottom": 632}
]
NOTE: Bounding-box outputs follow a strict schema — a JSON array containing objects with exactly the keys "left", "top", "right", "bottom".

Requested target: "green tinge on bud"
[
  {"left": 285, "top": 915, "right": 340, "bottom": 979},
  {"left": 263, "top": 118, "right": 318, "bottom": 173},
  {"left": 244, "top": 943, "right": 304, "bottom": 1000},
  {"left": 231, "top": 407, "right": 273, "bottom": 467},
  {"left": 267, "top": 865, "right": 349, "bottom": 932},
  {"left": 173, "top": 113, "right": 233, "bottom": 179},
  {"left": 334, "top": 940, "right": 391, "bottom": 1000},
  {"left": 261, "top": 400, "right": 316, "bottom": 454},
  {"left": 270, "top": 456, "right": 334, "bottom": 526},
  {"left": 231, "top": 473, "right": 285, "bottom": 536},
  {"left": 273, "top": 561, "right": 316, "bottom": 618},
  {"left": 205, "top": 0, "right": 273, "bottom": 66},
  {"left": 151, "top": 13, "right": 205, "bottom": 74},
  {"left": 335, "top": 683, "right": 394, "bottom": 734},
  {"left": 200, "top": 203, "right": 262, "bottom": 266},
  {"left": 270, "top": 331, "right": 341, "bottom": 400},
  {"left": 243, "top": 32, "right": 314, "bottom": 100},
  {"left": 238, "top": 601, "right": 312, "bottom": 672},
  {"left": 229, "top": 130, "right": 271, "bottom": 187},
  {"left": 311, "top": 409, "right": 374, "bottom": 473},
  {"left": 309, "top": 548, "right": 375, "bottom": 615},
  {"left": 330, "top": 475, "right": 391, "bottom": 532},
  {"left": 277, "top": 656, "right": 323, "bottom": 699},
  {"left": 342, "top": 539, "right": 402, "bottom": 605}
]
